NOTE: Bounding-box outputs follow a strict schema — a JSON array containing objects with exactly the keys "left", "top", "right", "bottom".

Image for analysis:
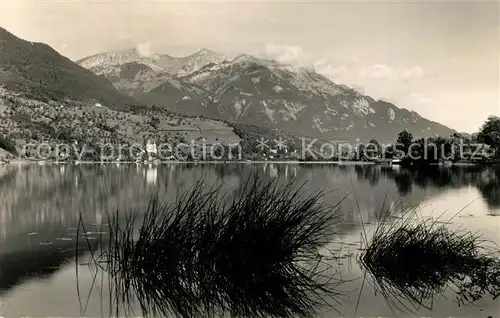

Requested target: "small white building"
[
  {"left": 146, "top": 140, "right": 157, "bottom": 154},
  {"left": 146, "top": 140, "right": 158, "bottom": 161}
]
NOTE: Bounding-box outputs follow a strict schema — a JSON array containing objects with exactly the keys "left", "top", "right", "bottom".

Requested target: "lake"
[{"left": 0, "top": 163, "right": 498, "bottom": 317}]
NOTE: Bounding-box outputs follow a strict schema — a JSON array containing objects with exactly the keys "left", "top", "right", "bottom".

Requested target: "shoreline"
[
  {"left": 2, "top": 160, "right": 373, "bottom": 165},
  {"left": 3, "top": 159, "right": 499, "bottom": 166}
]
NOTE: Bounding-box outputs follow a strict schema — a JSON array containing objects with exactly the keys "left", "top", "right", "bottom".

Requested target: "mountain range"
[
  {"left": 76, "top": 46, "right": 456, "bottom": 143},
  {"left": 77, "top": 48, "right": 227, "bottom": 77},
  {"left": 0, "top": 26, "right": 457, "bottom": 158}
]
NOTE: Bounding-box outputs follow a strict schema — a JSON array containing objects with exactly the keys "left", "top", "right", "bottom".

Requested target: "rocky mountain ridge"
[
  {"left": 78, "top": 48, "right": 456, "bottom": 143},
  {"left": 77, "top": 47, "right": 226, "bottom": 76}
]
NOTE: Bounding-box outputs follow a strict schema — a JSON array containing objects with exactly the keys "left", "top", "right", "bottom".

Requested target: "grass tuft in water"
[
  {"left": 359, "top": 207, "right": 500, "bottom": 313},
  {"left": 82, "top": 176, "right": 345, "bottom": 318}
]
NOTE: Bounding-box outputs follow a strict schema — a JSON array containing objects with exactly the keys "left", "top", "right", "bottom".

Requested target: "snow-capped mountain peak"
[
  {"left": 78, "top": 47, "right": 227, "bottom": 76},
  {"left": 77, "top": 48, "right": 158, "bottom": 70},
  {"left": 194, "top": 48, "right": 223, "bottom": 58},
  {"left": 177, "top": 48, "right": 227, "bottom": 75}
]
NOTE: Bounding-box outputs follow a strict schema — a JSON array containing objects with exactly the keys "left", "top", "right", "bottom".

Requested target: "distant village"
[{"left": 126, "top": 139, "right": 303, "bottom": 163}]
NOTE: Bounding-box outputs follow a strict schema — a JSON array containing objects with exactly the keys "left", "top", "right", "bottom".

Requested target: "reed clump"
[
  {"left": 84, "top": 176, "right": 344, "bottom": 318},
  {"left": 359, "top": 209, "right": 500, "bottom": 312}
]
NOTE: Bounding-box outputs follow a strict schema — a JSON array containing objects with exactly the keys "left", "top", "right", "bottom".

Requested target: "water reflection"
[
  {"left": 0, "top": 163, "right": 498, "bottom": 316},
  {"left": 477, "top": 168, "right": 500, "bottom": 211},
  {"left": 1, "top": 164, "right": 499, "bottom": 247},
  {"left": 385, "top": 165, "right": 500, "bottom": 211},
  {"left": 2, "top": 164, "right": 499, "bottom": 227},
  {"left": 0, "top": 242, "right": 90, "bottom": 296},
  {"left": 145, "top": 164, "right": 157, "bottom": 185}
]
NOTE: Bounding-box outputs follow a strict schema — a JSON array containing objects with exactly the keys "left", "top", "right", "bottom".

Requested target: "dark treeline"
[
  {"left": 355, "top": 115, "right": 500, "bottom": 163},
  {"left": 353, "top": 164, "right": 500, "bottom": 209}
]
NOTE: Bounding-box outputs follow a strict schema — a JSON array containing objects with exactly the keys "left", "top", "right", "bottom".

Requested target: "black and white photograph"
[{"left": 0, "top": 0, "right": 499, "bottom": 317}]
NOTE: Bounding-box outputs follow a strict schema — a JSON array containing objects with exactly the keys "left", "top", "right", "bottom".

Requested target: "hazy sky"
[{"left": 0, "top": 0, "right": 498, "bottom": 133}]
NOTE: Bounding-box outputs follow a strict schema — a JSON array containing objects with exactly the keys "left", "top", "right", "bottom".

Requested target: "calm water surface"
[{"left": 0, "top": 163, "right": 498, "bottom": 317}]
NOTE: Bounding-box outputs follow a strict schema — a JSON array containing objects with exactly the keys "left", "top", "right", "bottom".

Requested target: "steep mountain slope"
[
  {"left": 181, "top": 55, "right": 456, "bottom": 143},
  {"left": 0, "top": 27, "right": 136, "bottom": 108},
  {"left": 0, "top": 86, "right": 244, "bottom": 160},
  {"left": 77, "top": 48, "right": 226, "bottom": 116},
  {"left": 87, "top": 61, "right": 211, "bottom": 116}
]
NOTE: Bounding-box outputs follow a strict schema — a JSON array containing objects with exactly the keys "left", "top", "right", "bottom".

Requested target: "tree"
[
  {"left": 149, "top": 116, "right": 160, "bottom": 130},
  {"left": 411, "top": 137, "right": 426, "bottom": 161},
  {"left": 384, "top": 144, "right": 395, "bottom": 159},
  {"left": 0, "top": 134, "right": 17, "bottom": 155},
  {"left": 477, "top": 115, "right": 500, "bottom": 155},
  {"left": 56, "top": 127, "right": 73, "bottom": 143},
  {"left": 353, "top": 143, "right": 366, "bottom": 161},
  {"left": 396, "top": 130, "right": 413, "bottom": 157}
]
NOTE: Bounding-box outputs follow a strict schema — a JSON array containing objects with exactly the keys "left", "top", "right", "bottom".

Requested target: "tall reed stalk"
[
  {"left": 78, "top": 176, "right": 346, "bottom": 318},
  {"left": 358, "top": 205, "right": 500, "bottom": 313}
]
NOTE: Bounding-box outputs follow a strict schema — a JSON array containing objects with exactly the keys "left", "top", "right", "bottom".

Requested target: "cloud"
[
  {"left": 313, "top": 60, "right": 348, "bottom": 79},
  {"left": 360, "top": 64, "right": 398, "bottom": 80},
  {"left": 136, "top": 42, "right": 152, "bottom": 57},
  {"left": 259, "top": 44, "right": 431, "bottom": 114},
  {"left": 358, "top": 64, "right": 424, "bottom": 82},
  {"left": 256, "top": 43, "right": 482, "bottom": 132},
  {"left": 264, "top": 44, "right": 309, "bottom": 64},
  {"left": 401, "top": 65, "right": 424, "bottom": 80},
  {"left": 408, "top": 92, "right": 433, "bottom": 104},
  {"left": 315, "top": 61, "right": 419, "bottom": 102}
]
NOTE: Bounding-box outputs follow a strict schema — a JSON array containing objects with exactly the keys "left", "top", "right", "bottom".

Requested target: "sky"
[{"left": 0, "top": 0, "right": 498, "bottom": 133}]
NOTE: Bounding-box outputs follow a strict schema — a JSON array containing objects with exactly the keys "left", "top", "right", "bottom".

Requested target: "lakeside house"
[{"left": 146, "top": 139, "right": 158, "bottom": 161}]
